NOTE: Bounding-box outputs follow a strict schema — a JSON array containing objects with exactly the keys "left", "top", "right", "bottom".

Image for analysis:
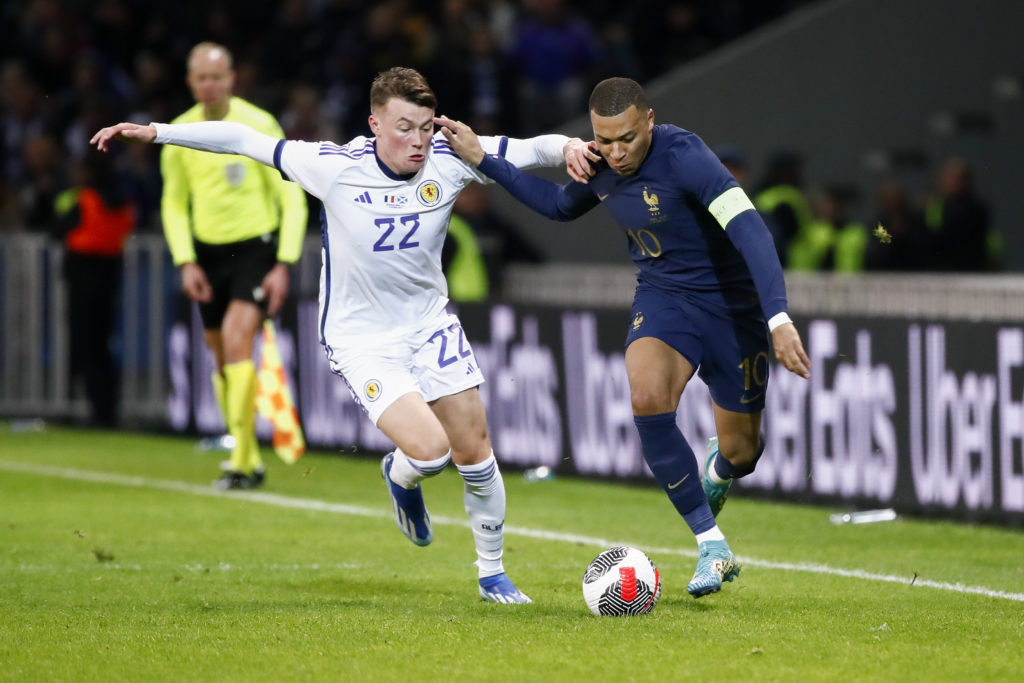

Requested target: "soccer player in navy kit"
[{"left": 437, "top": 77, "right": 811, "bottom": 598}]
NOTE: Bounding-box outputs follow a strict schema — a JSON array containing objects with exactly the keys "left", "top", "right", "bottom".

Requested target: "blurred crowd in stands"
[
  {"left": 720, "top": 148, "right": 999, "bottom": 273},
  {"left": 0, "top": 0, "right": 998, "bottom": 273}
]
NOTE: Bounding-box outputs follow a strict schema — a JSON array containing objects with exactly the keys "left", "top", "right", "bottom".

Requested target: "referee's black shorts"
[{"left": 193, "top": 232, "right": 278, "bottom": 330}]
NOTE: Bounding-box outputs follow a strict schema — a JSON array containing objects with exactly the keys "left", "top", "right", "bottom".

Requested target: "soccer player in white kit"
[{"left": 91, "top": 67, "right": 598, "bottom": 604}]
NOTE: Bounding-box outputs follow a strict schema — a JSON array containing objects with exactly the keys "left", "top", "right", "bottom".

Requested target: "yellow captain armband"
[{"left": 708, "top": 186, "right": 756, "bottom": 229}]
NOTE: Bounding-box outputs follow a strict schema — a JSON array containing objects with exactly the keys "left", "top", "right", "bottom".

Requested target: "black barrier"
[{"left": 168, "top": 299, "right": 1024, "bottom": 526}]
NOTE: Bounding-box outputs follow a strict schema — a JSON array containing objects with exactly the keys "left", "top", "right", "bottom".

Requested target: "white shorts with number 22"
[{"left": 324, "top": 311, "right": 485, "bottom": 425}]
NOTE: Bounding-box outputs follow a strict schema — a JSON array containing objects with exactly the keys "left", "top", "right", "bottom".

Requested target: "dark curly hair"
[{"left": 589, "top": 78, "right": 649, "bottom": 117}]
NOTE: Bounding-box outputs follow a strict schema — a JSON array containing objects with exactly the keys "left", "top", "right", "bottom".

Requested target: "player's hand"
[
  {"left": 90, "top": 123, "right": 157, "bottom": 152},
  {"left": 564, "top": 139, "right": 601, "bottom": 183},
  {"left": 180, "top": 262, "right": 213, "bottom": 303},
  {"left": 259, "top": 263, "right": 290, "bottom": 317},
  {"left": 772, "top": 322, "right": 811, "bottom": 379},
  {"left": 433, "top": 116, "right": 484, "bottom": 166}
]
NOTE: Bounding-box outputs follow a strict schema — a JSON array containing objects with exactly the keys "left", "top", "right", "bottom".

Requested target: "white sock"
[
  {"left": 457, "top": 453, "right": 505, "bottom": 578},
  {"left": 388, "top": 448, "right": 451, "bottom": 489},
  {"left": 707, "top": 455, "right": 730, "bottom": 485},
  {"left": 695, "top": 526, "right": 726, "bottom": 544}
]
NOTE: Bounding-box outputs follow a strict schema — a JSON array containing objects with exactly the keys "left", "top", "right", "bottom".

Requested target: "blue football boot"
[
  {"left": 479, "top": 572, "right": 532, "bottom": 604},
  {"left": 381, "top": 452, "right": 433, "bottom": 546},
  {"left": 687, "top": 539, "right": 740, "bottom": 598}
]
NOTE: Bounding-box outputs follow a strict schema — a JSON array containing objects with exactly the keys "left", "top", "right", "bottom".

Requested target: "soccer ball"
[{"left": 582, "top": 546, "right": 661, "bottom": 616}]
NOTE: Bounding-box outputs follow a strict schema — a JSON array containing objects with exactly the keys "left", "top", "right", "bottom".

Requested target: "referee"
[{"left": 161, "top": 42, "right": 307, "bottom": 489}]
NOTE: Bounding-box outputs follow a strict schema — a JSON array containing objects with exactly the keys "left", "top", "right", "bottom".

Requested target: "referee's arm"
[
  {"left": 159, "top": 144, "right": 196, "bottom": 266},
  {"left": 265, "top": 157, "right": 307, "bottom": 265}
]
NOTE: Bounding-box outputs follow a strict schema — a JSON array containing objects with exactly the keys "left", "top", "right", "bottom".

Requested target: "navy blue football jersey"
[
  {"left": 585, "top": 125, "right": 761, "bottom": 313},
  {"left": 478, "top": 124, "right": 787, "bottom": 321}
]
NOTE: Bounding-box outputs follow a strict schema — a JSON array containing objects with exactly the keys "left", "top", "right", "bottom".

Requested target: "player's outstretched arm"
[
  {"left": 771, "top": 322, "right": 811, "bottom": 379},
  {"left": 435, "top": 116, "right": 598, "bottom": 221},
  {"left": 94, "top": 120, "right": 278, "bottom": 166},
  {"left": 435, "top": 115, "right": 598, "bottom": 182},
  {"left": 91, "top": 123, "right": 157, "bottom": 152}
]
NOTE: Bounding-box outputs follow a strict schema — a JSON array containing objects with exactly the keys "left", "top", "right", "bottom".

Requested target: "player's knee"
[
  {"left": 630, "top": 387, "right": 675, "bottom": 416},
  {"left": 401, "top": 433, "right": 452, "bottom": 462},
  {"left": 720, "top": 434, "right": 764, "bottom": 469},
  {"left": 447, "top": 425, "right": 491, "bottom": 466}
]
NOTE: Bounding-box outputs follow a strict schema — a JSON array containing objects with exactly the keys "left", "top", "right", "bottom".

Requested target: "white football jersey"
[{"left": 274, "top": 132, "right": 565, "bottom": 345}]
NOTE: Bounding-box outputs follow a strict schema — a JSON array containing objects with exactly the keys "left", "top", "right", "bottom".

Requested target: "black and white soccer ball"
[{"left": 582, "top": 546, "right": 662, "bottom": 616}]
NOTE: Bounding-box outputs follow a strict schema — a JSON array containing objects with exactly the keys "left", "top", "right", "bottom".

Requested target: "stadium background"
[{"left": 3, "top": 0, "right": 1024, "bottom": 525}]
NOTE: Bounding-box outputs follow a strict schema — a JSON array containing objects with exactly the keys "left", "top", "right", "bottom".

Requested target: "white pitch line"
[{"left": 2, "top": 459, "right": 1022, "bottom": 603}]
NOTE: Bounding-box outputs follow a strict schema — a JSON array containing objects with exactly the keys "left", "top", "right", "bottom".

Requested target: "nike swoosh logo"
[
  {"left": 597, "top": 193, "right": 609, "bottom": 201},
  {"left": 740, "top": 393, "right": 763, "bottom": 404},
  {"left": 667, "top": 474, "right": 690, "bottom": 489}
]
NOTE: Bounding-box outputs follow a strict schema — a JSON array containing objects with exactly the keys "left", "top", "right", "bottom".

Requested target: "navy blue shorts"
[{"left": 625, "top": 285, "right": 770, "bottom": 413}]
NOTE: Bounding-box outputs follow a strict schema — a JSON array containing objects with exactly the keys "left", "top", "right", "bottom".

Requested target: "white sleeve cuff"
[
  {"left": 151, "top": 122, "right": 170, "bottom": 143},
  {"left": 767, "top": 312, "right": 793, "bottom": 332}
]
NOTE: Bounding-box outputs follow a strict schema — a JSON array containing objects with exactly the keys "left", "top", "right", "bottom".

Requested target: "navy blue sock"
[
  {"left": 634, "top": 412, "right": 715, "bottom": 535},
  {"left": 713, "top": 438, "right": 766, "bottom": 480}
]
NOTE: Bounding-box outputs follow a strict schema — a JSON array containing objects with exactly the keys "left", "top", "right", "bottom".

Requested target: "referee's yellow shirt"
[{"left": 160, "top": 97, "right": 308, "bottom": 266}]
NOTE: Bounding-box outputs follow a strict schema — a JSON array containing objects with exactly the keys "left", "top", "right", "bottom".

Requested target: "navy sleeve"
[
  {"left": 725, "top": 210, "right": 789, "bottom": 320},
  {"left": 477, "top": 154, "right": 599, "bottom": 222},
  {"left": 669, "top": 131, "right": 789, "bottom": 320},
  {"left": 672, "top": 133, "right": 738, "bottom": 209}
]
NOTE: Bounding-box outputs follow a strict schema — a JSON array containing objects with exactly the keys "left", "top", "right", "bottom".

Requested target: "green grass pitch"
[{"left": 1, "top": 424, "right": 1022, "bottom": 682}]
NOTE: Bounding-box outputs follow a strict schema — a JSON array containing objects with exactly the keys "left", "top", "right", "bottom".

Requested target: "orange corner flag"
[{"left": 255, "top": 320, "right": 306, "bottom": 463}]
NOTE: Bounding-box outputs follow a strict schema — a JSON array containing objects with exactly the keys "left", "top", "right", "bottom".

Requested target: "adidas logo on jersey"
[{"left": 353, "top": 191, "right": 372, "bottom": 204}]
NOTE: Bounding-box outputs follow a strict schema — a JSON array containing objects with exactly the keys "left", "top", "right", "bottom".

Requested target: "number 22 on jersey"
[{"left": 373, "top": 214, "right": 421, "bottom": 251}]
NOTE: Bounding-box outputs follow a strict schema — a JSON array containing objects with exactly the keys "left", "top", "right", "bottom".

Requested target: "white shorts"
[{"left": 323, "top": 311, "right": 485, "bottom": 425}]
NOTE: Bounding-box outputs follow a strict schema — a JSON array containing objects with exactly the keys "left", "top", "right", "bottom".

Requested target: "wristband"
[{"left": 768, "top": 312, "right": 793, "bottom": 332}]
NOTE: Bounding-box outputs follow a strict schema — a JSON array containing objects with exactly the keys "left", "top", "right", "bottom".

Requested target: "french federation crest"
[
  {"left": 643, "top": 186, "right": 667, "bottom": 223},
  {"left": 643, "top": 187, "right": 660, "bottom": 213},
  {"left": 417, "top": 180, "right": 442, "bottom": 207},
  {"left": 363, "top": 379, "right": 382, "bottom": 402},
  {"left": 632, "top": 312, "right": 645, "bottom": 330}
]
